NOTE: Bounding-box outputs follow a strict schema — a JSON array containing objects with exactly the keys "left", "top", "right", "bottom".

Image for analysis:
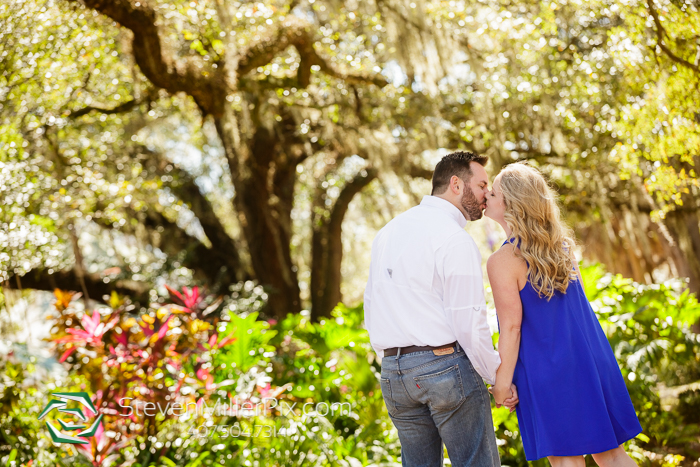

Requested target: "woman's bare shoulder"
[{"left": 487, "top": 243, "right": 528, "bottom": 275}]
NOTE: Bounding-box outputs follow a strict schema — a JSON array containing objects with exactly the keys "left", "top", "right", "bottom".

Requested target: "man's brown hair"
[{"left": 431, "top": 151, "right": 488, "bottom": 195}]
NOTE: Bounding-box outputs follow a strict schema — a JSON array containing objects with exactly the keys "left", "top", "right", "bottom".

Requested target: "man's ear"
[{"left": 449, "top": 175, "right": 461, "bottom": 194}]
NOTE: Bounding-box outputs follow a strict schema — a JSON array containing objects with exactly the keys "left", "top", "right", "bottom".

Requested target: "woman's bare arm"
[{"left": 487, "top": 245, "right": 526, "bottom": 406}]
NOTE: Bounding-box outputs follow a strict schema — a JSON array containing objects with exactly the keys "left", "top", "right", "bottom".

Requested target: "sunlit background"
[{"left": 2, "top": 0, "right": 700, "bottom": 465}]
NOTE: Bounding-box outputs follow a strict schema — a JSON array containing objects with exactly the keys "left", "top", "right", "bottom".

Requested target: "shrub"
[{"left": 4, "top": 265, "right": 700, "bottom": 466}]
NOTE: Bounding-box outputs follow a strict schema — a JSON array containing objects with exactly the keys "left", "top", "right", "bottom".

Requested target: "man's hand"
[
  {"left": 489, "top": 383, "right": 519, "bottom": 412},
  {"left": 489, "top": 383, "right": 511, "bottom": 406}
]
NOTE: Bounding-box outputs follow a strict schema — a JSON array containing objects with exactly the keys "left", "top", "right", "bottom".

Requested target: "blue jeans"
[{"left": 380, "top": 344, "right": 500, "bottom": 466}]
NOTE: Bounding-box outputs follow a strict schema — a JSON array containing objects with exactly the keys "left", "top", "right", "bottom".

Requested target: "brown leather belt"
[{"left": 384, "top": 341, "right": 458, "bottom": 357}]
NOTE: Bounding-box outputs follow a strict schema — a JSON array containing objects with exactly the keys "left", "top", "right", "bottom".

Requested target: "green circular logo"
[{"left": 38, "top": 392, "right": 103, "bottom": 445}]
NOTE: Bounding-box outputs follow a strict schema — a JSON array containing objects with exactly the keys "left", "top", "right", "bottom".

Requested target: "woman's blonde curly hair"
[{"left": 499, "top": 162, "right": 578, "bottom": 299}]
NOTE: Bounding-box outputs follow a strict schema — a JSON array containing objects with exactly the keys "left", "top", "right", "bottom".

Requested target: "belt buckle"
[{"left": 433, "top": 346, "right": 454, "bottom": 356}]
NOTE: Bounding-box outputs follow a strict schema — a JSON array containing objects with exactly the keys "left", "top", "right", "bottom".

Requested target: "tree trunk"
[
  {"left": 60, "top": 0, "right": 385, "bottom": 319},
  {"left": 135, "top": 147, "right": 248, "bottom": 288},
  {"left": 310, "top": 168, "right": 377, "bottom": 320},
  {"left": 664, "top": 208, "right": 700, "bottom": 294},
  {"left": 214, "top": 108, "right": 302, "bottom": 319}
]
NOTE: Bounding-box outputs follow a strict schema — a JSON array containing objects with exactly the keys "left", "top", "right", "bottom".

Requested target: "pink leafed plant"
[{"left": 54, "top": 311, "right": 118, "bottom": 362}]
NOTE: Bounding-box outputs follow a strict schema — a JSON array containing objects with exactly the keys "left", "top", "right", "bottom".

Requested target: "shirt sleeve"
[
  {"left": 440, "top": 234, "right": 501, "bottom": 385},
  {"left": 363, "top": 250, "right": 384, "bottom": 359}
]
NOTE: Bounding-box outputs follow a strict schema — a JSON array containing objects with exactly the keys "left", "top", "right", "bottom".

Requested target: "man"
[{"left": 364, "top": 151, "right": 516, "bottom": 466}]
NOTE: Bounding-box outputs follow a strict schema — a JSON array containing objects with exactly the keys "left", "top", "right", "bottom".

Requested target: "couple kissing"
[{"left": 364, "top": 151, "right": 642, "bottom": 466}]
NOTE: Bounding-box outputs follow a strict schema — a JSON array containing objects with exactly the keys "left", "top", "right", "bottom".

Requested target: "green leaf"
[
  {"left": 6, "top": 449, "right": 16, "bottom": 467},
  {"left": 216, "top": 312, "right": 276, "bottom": 373},
  {"left": 186, "top": 451, "right": 210, "bottom": 467}
]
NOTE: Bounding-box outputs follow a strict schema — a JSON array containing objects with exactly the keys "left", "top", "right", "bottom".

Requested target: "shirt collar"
[{"left": 420, "top": 195, "right": 468, "bottom": 229}]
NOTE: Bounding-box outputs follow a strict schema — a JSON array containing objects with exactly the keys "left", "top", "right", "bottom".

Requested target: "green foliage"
[
  {"left": 0, "top": 357, "right": 97, "bottom": 467},
  {"left": 0, "top": 0, "right": 210, "bottom": 287},
  {"left": 4, "top": 0, "right": 699, "bottom": 310},
  {"left": 3, "top": 0, "right": 700, "bottom": 464},
  {"left": 214, "top": 312, "right": 276, "bottom": 374},
  {"left": 0, "top": 359, "right": 43, "bottom": 466},
  {"left": 265, "top": 303, "right": 399, "bottom": 463},
  {"left": 4, "top": 266, "right": 700, "bottom": 465},
  {"left": 584, "top": 266, "right": 700, "bottom": 460},
  {"left": 2, "top": 289, "right": 399, "bottom": 466},
  {"left": 606, "top": 0, "right": 700, "bottom": 217}
]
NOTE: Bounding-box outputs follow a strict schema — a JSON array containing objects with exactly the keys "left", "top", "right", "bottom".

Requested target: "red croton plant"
[{"left": 47, "top": 286, "right": 238, "bottom": 466}]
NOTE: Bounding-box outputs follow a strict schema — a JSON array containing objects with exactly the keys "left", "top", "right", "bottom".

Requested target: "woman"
[{"left": 485, "top": 162, "right": 642, "bottom": 466}]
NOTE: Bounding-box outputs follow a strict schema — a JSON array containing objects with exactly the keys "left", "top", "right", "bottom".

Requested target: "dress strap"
[
  {"left": 502, "top": 237, "right": 517, "bottom": 247},
  {"left": 502, "top": 237, "right": 529, "bottom": 268}
]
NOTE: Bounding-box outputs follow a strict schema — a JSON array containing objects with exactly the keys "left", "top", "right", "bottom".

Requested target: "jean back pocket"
[{"left": 413, "top": 364, "right": 465, "bottom": 411}]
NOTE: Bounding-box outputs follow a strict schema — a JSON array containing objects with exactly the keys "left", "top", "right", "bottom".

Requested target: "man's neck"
[{"left": 433, "top": 194, "right": 470, "bottom": 221}]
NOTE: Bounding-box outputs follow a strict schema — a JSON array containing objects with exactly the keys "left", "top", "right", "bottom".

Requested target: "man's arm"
[
  {"left": 441, "top": 236, "right": 501, "bottom": 385},
  {"left": 363, "top": 251, "right": 384, "bottom": 359},
  {"left": 363, "top": 262, "right": 372, "bottom": 318}
]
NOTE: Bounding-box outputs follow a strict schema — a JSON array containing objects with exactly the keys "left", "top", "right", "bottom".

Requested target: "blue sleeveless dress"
[{"left": 501, "top": 239, "right": 642, "bottom": 461}]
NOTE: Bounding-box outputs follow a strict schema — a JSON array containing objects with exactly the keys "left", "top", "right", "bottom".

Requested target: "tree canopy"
[{"left": 1, "top": 0, "right": 699, "bottom": 318}]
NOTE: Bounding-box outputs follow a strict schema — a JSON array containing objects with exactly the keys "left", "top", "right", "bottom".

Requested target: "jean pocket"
[
  {"left": 413, "top": 364, "right": 465, "bottom": 411},
  {"left": 380, "top": 377, "right": 398, "bottom": 417}
]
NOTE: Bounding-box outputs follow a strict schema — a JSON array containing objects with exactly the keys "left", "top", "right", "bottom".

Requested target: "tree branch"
[
  {"left": 72, "top": 1, "right": 385, "bottom": 116},
  {"left": 93, "top": 204, "right": 248, "bottom": 288},
  {"left": 237, "top": 17, "right": 388, "bottom": 88},
  {"left": 648, "top": 0, "right": 700, "bottom": 75},
  {"left": 310, "top": 167, "right": 378, "bottom": 319},
  {"left": 7, "top": 268, "right": 150, "bottom": 305},
  {"left": 69, "top": 0, "right": 229, "bottom": 116},
  {"left": 407, "top": 164, "right": 433, "bottom": 180},
  {"left": 67, "top": 98, "right": 139, "bottom": 119},
  {"left": 239, "top": 74, "right": 300, "bottom": 92},
  {"left": 328, "top": 168, "right": 378, "bottom": 231},
  {"left": 65, "top": 87, "right": 159, "bottom": 119},
  {"left": 133, "top": 147, "right": 247, "bottom": 283}
]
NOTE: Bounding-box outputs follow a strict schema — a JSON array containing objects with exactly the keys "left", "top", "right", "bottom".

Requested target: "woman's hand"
[
  {"left": 502, "top": 384, "right": 519, "bottom": 412},
  {"left": 490, "top": 383, "right": 519, "bottom": 412},
  {"left": 489, "top": 383, "right": 512, "bottom": 406}
]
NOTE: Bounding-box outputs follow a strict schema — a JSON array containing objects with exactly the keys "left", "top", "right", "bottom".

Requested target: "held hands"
[{"left": 489, "top": 383, "right": 519, "bottom": 412}]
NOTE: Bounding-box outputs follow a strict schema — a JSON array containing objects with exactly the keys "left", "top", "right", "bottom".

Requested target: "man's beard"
[{"left": 461, "top": 187, "right": 483, "bottom": 220}]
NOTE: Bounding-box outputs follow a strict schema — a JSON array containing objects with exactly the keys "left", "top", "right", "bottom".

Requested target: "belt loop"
[
  {"left": 455, "top": 341, "right": 461, "bottom": 353},
  {"left": 396, "top": 347, "right": 402, "bottom": 374}
]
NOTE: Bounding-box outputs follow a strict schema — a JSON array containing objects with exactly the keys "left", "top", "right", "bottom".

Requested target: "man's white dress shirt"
[{"left": 364, "top": 195, "right": 501, "bottom": 385}]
